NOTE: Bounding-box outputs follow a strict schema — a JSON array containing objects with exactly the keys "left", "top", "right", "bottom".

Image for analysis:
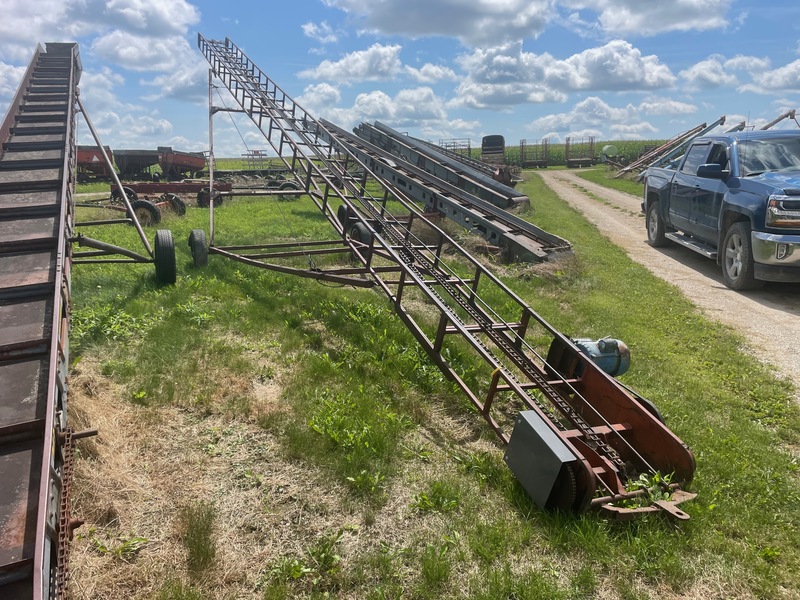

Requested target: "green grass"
[
  {"left": 69, "top": 180, "right": 800, "bottom": 599},
  {"left": 76, "top": 181, "right": 112, "bottom": 194},
  {"left": 178, "top": 501, "right": 217, "bottom": 574},
  {"left": 485, "top": 139, "right": 666, "bottom": 168},
  {"left": 569, "top": 165, "right": 645, "bottom": 195},
  {"left": 157, "top": 579, "right": 206, "bottom": 600}
]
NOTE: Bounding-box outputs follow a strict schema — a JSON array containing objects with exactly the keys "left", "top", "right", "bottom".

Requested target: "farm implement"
[
  {"left": 0, "top": 41, "right": 176, "bottom": 600},
  {"left": 0, "top": 34, "right": 699, "bottom": 600},
  {"left": 196, "top": 35, "right": 696, "bottom": 518},
  {"left": 75, "top": 184, "right": 190, "bottom": 227}
]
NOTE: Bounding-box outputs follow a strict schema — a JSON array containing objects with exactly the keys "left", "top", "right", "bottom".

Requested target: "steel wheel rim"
[
  {"left": 648, "top": 209, "right": 658, "bottom": 239},
  {"left": 725, "top": 233, "right": 743, "bottom": 279},
  {"left": 135, "top": 207, "right": 152, "bottom": 225}
]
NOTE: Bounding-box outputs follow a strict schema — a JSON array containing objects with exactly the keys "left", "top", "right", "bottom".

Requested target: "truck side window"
[
  {"left": 681, "top": 144, "right": 711, "bottom": 174},
  {"left": 707, "top": 144, "right": 728, "bottom": 170}
]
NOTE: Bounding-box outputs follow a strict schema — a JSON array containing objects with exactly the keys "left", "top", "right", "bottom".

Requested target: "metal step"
[
  {"left": 10, "top": 124, "right": 67, "bottom": 136},
  {"left": 3, "top": 137, "right": 65, "bottom": 152},
  {"left": 0, "top": 189, "right": 61, "bottom": 219},
  {"left": 23, "top": 93, "right": 67, "bottom": 103},
  {"left": 15, "top": 113, "right": 67, "bottom": 124},
  {"left": 665, "top": 231, "right": 718, "bottom": 258},
  {"left": 19, "top": 104, "right": 68, "bottom": 113}
]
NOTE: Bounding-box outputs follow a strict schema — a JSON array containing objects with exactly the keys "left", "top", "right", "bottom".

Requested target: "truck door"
[
  {"left": 691, "top": 143, "right": 728, "bottom": 243},
  {"left": 670, "top": 142, "right": 712, "bottom": 233}
]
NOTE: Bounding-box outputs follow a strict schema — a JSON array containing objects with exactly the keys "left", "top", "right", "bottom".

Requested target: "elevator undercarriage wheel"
[
  {"left": 337, "top": 204, "right": 350, "bottom": 229},
  {"left": 188, "top": 228, "right": 208, "bottom": 268},
  {"left": 348, "top": 222, "right": 371, "bottom": 245},
  {"left": 154, "top": 229, "right": 177, "bottom": 284},
  {"left": 131, "top": 199, "right": 161, "bottom": 226},
  {"left": 278, "top": 181, "right": 301, "bottom": 200},
  {"left": 347, "top": 222, "right": 372, "bottom": 260}
]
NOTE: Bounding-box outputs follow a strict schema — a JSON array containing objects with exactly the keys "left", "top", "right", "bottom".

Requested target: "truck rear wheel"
[
  {"left": 721, "top": 222, "right": 763, "bottom": 290},
  {"left": 646, "top": 201, "right": 667, "bottom": 247}
]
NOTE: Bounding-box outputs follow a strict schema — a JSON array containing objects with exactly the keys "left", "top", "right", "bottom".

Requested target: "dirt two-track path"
[{"left": 536, "top": 170, "right": 800, "bottom": 396}]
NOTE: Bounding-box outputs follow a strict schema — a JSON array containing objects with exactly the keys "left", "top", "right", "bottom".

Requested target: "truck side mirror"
[{"left": 697, "top": 163, "right": 729, "bottom": 180}]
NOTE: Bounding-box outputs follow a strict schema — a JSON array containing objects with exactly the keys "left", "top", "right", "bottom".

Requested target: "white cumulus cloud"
[
  {"left": 302, "top": 21, "right": 339, "bottom": 44},
  {"left": 679, "top": 56, "right": 739, "bottom": 89},
  {"left": 322, "top": 0, "right": 554, "bottom": 46},
  {"left": 405, "top": 63, "right": 457, "bottom": 84},
  {"left": 747, "top": 60, "right": 800, "bottom": 93},
  {"left": 299, "top": 44, "right": 403, "bottom": 82},
  {"left": 452, "top": 40, "right": 674, "bottom": 109},
  {"left": 528, "top": 96, "right": 646, "bottom": 138},
  {"left": 300, "top": 84, "right": 449, "bottom": 132},
  {"left": 560, "top": 0, "right": 732, "bottom": 37},
  {"left": 638, "top": 98, "right": 697, "bottom": 115}
]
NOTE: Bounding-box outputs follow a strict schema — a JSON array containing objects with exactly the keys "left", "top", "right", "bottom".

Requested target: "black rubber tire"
[
  {"left": 130, "top": 199, "right": 161, "bottom": 226},
  {"left": 188, "top": 228, "right": 208, "bottom": 268},
  {"left": 637, "top": 395, "right": 665, "bottom": 424},
  {"left": 154, "top": 229, "right": 177, "bottom": 285},
  {"left": 337, "top": 204, "right": 350, "bottom": 227},
  {"left": 277, "top": 181, "right": 301, "bottom": 201},
  {"left": 162, "top": 193, "right": 186, "bottom": 216},
  {"left": 197, "top": 188, "right": 223, "bottom": 208},
  {"left": 348, "top": 222, "right": 371, "bottom": 246},
  {"left": 721, "top": 221, "right": 764, "bottom": 290},
  {"left": 646, "top": 201, "right": 667, "bottom": 247},
  {"left": 111, "top": 185, "right": 138, "bottom": 204}
]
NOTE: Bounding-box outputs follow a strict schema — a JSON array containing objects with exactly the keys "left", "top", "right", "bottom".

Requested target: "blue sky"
[{"left": 1, "top": 1, "right": 800, "bottom": 157}]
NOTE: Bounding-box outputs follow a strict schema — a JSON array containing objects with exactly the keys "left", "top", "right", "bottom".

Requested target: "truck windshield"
[{"left": 739, "top": 137, "right": 800, "bottom": 176}]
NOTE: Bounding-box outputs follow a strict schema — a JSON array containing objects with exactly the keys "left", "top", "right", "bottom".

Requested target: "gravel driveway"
[{"left": 536, "top": 170, "right": 799, "bottom": 397}]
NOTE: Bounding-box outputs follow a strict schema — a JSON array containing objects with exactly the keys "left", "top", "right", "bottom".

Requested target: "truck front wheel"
[
  {"left": 646, "top": 201, "right": 667, "bottom": 247},
  {"left": 721, "top": 222, "right": 763, "bottom": 290}
]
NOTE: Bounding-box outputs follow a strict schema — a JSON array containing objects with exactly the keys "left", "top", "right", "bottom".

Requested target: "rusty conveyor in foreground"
[
  {"left": 0, "top": 42, "right": 176, "bottom": 600},
  {"left": 197, "top": 34, "right": 697, "bottom": 519},
  {"left": 0, "top": 42, "right": 81, "bottom": 600}
]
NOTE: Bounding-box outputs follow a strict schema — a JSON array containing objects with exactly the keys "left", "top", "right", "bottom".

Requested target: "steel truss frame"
[{"left": 197, "top": 34, "right": 696, "bottom": 518}]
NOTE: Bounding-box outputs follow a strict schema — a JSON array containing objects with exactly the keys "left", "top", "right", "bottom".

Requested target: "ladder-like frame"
[{"left": 197, "top": 34, "right": 696, "bottom": 518}]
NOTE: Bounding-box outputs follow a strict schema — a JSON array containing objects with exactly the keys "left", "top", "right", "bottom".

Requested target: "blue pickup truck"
[{"left": 642, "top": 130, "right": 800, "bottom": 289}]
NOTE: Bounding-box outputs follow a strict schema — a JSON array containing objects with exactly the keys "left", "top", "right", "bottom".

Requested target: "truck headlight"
[{"left": 766, "top": 194, "right": 800, "bottom": 228}]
